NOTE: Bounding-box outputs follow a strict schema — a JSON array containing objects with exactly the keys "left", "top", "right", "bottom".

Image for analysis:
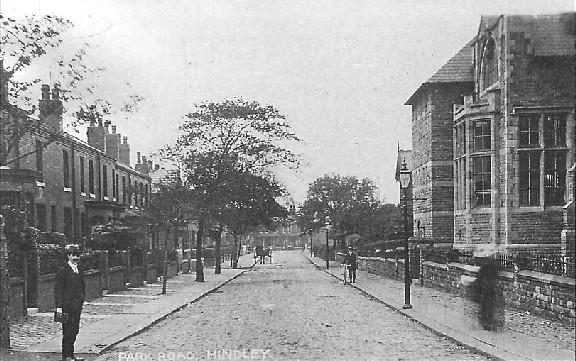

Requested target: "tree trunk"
[
  {"left": 214, "top": 226, "right": 221, "bottom": 275},
  {"left": 232, "top": 235, "right": 239, "bottom": 269},
  {"left": 0, "top": 216, "right": 11, "bottom": 349},
  {"left": 162, "top": 225, "right": 170, "bottom": 295},
  {"left": 195, "top": 217, "right": 205, "bottom": 282}
]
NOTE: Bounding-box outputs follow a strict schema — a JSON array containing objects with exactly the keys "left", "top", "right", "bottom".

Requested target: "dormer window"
[{"left": 480, "top": 35, "right": 498, "bottom": 91}]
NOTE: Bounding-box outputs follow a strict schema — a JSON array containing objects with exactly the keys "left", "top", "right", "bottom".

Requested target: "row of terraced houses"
[
  {"left": 0, "top": 80, "right": 155, "bottom": 242},
  {"left": 399, "top": 13, "right": 575, "bottom": 256}
]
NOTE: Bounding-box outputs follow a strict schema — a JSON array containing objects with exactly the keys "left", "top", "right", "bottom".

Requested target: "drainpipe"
[{"left": 70, "top": 142, "right": 77, "bottom": 241}]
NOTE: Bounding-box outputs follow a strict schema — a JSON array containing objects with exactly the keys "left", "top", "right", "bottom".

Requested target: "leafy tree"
[
  {"left": 162, "top": 98, "right": 301, "bottom": 280},
  {"left": 144, "top": 179, "right": 191, "bottom": 294},
  {"left": 218, "top": 172, "right": 288, "bottom": 269},
  {"left": 298, "top": 175, "right": 379, "bottom": 243},
  {"left": 298, "top": 175, "right": 404, "bottom": 252}
]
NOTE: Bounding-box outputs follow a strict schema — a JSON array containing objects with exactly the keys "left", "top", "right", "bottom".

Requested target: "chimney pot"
[
  {"left": 123, "top": 136, "right": 128, "bottom": 144},
  {"left": 51, "top": 85, "right": 60, "bottom": 100},
  {"left": 41, "top": 84, "right": 50, "bottom": 100},
  {"left": 112, "top": 125, "right": 116, "bottom": 133}
]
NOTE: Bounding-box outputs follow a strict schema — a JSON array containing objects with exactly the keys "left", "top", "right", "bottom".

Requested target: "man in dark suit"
[
  {"left": 342, "top": 247, "right": 357, "bottom": 283},
  {"left": 54, "top": 244, "right": 86, "bottom": 361}
]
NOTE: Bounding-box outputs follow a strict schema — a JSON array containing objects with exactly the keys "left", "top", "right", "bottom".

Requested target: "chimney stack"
[
  {"left": 0, "top": 60, "right": 9, "bottom": 104},
  {"left": 118, "top": 136, "right": 130, "bottom": 166},
  {"left": 87, "top": 117, "right": 106, "bottom": 152},
  {"left": 104, "top": 122, "right": 120, "bottom": 160},
  {"left": 38, "top": 84, "right": 63, "bottom": 132}
]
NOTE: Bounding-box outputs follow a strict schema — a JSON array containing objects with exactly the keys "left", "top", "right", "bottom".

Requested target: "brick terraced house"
[
  {"left": 406, "top": 13, "right": 575, "bottom": 254},
  {"left": 0, "top": 82, "right": 152, "bottom": 243}
]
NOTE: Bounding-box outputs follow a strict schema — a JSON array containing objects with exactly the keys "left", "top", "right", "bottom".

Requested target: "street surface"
[{"left": 96, "top": 251, "right": 489, "bottom": 361}]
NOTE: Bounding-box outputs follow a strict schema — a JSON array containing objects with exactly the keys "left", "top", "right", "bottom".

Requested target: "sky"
[{"left": 2, "top": 0, "right": 574, "bottom": 204}]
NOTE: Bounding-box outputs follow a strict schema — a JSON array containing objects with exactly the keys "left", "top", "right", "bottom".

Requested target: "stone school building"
[{"left": 404, "top": 13, "right": 575, "bottom": 255}]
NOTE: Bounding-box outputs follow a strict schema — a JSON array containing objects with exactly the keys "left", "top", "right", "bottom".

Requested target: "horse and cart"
[{"left": 254, "top": 245, "right": 272, "bottom": 264}]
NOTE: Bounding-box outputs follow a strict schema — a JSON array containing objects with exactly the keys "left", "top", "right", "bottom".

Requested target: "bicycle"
[{"left": 342, "top": 264, "right": 350, "bottom": 285}]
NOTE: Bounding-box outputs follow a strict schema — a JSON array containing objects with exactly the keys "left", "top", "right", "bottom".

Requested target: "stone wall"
[
  {"left": 9, "top": 253, "right": 196, "bottom": 319},
  {"left": 8, "top": 277, "right": 24, "bottom": 318},
  {"left": 357, "top": 256, "right": 575, "bottom": 324}
]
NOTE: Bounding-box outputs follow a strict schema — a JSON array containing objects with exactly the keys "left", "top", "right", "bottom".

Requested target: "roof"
[
  {"left": 405, "top": 39, "right": 474, "bottom": 105},
  {"left": 150, "top": 167, "right": 180, "bottom": 192}
]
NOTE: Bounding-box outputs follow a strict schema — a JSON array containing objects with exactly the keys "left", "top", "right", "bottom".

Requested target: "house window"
[
  {"left": 519, "top": 151, "right": 540, "bottom": 206},
  {"left": 80, "top": 157, "right": 85, "bottom": 193},
  {"left": 122, "top": 176, "right": 126, "bottom": 204},
  {"left": 544, "top": 114, "right": 566, "bottom": 147},
  {"left": 103, "top": 165, "right": 108, "bottom": 198},
  {"left": 473, "top": 120, "right": 491, "bottom": 151},
  {"left": 115, "top": 173, "right": 119, "bottom": 200},
  {"left": 544, "top": 152, "right": 566, "bottom": 206},
  {"left": 35, "top": 140, "right": 43, "bottom": 173},
  {"left": 473, "top": 156, "right": 491, "bottom": 207},
  {"left": 63, "top": 150, "right": 70, "bottom": 188},
  {"left": 519, "top": 114, "right": 540, "bottom": 147},
  {"left": 88, "top": 159, "right": 95, "bottom": 194}
]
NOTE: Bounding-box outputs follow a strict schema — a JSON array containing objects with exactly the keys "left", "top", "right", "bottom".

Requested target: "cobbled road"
[{"left": 96, "top": 251, "right": 489, "bottom": 361}]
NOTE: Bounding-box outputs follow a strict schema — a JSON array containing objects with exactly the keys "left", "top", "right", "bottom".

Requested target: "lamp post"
[
  {"left": 325, "top": 217, "right": 331, "bottom": 269},
  {"left": 309, "top": 229, "right": 313, "bottom": 257},
  {"left": 399, "top": 160, "right": 412, "bottom": 309}
]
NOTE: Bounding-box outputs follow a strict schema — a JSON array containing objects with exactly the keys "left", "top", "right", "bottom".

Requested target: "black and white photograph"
[{"left": 0, "top": 1, "right": 574, "bottom": 360}]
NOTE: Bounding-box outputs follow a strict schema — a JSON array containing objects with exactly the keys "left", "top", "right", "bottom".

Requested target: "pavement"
[
  {"left": 0, "top": 254, "right": 256, "bottom": 361},
  {"left": 305, "top": 251, "right": 576, "bottom": 361}
]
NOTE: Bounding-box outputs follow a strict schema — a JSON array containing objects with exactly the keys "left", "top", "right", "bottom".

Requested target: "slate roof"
[{"left": 405, "top": 39, "right": 474, "bottom": 105}]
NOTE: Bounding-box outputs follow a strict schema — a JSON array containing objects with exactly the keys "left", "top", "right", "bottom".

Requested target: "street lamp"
[
  {"left": 325, "top": 217, "right": 331, "bottom": 269},
  {"left": 399, "top": 160, "right": 412, "bottom": 309}
]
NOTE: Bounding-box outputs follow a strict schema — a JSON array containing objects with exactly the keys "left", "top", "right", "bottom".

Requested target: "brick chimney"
[
  {"left": 105, "top": 122, "right": 121, "bottom": 160},
  {"left": 0, "top": 60, "right": 9, "bottom": 104},
  {"left": 38, "top": 84, "right": 64, "bottom": 131},
  {"left": 135, "top": 153, "right": 152, "bottom": 175},
  {"left": 118, "top": 136, "right": 130, "bottom": 166},
  {"left": 87, "top": 118, "right": 106, "bottom": 152}
]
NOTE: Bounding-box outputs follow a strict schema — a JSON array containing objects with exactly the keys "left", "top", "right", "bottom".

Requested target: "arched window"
[{"left": 480, "top": 36, "right": 498, "bottom": 90}]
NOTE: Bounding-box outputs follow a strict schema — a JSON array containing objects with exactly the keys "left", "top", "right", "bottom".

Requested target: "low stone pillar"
[
  {"left": 123, "top": 249, "right": 132, "bottom": 287},
  {"left": 100, "top": 250, "right": 109, "bottom": 293},
  {"left": 142, "top": 249, "right": 148, "bottom": 283}
]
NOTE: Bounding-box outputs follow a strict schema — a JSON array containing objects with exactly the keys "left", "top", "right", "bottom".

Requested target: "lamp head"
[{"left": 399, "top": 159, "right": 411, "bottom": 189}]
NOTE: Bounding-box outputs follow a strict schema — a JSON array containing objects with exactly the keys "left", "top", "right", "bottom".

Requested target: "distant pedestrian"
[
  {"left": 54, "top": 244, "right": 86, "bottom": 361},
  {"left": 473, "top": 249, "right": 504, "bottom": 331},
  {"left": 342, "top": 247, "right": 357, "bottom": 283}
]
